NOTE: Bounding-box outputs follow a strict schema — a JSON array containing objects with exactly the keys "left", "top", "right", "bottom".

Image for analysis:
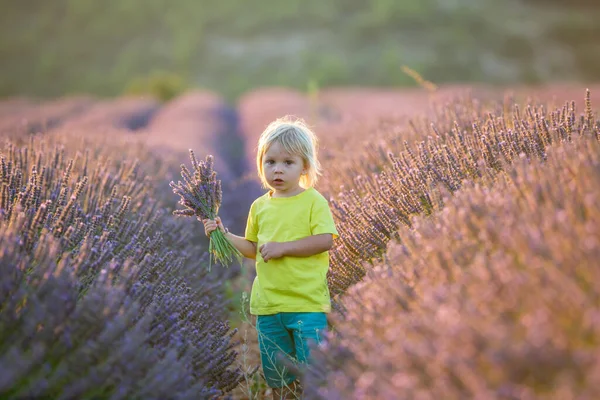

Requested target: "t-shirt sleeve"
[
  {"left": 310, "top": 196, "right": 339, "bottom": 239},
  {"left": 244, "top": 201, "right": 258, "bottom": 242}
]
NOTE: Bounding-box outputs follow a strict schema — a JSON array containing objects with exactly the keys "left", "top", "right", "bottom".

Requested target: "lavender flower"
[{"left": 170, "top": 150, "right": 242, "bottom": 269}]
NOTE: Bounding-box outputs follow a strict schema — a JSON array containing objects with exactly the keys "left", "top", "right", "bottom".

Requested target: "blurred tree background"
[{"left": 1, "top": 0, "right": 599, "bottom": 101}]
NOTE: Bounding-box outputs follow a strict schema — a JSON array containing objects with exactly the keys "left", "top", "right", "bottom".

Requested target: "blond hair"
[{"left": 256, "top": 116, "right": 321, "bottom": 189}]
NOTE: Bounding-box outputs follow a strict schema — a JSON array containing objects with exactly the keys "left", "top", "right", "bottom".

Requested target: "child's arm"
[
  {"left": 259, "top": 233, "right": 333, "bottom": 262},
  {"left": 224, "top": 232, "right": 257, "bottom": 259},
  {"left": 202, "top": 217, "right": 257, "bottom": 259}
]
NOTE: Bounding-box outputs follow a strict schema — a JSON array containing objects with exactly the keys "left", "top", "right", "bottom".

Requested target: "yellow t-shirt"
[{"left": 244, "top": 187, "right": 339, "bottom": 315}]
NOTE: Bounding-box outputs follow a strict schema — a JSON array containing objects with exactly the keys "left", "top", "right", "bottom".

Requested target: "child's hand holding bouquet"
[
  {"left": 201, "top": 216, "right": 226, "bottom": 236},
  {"left": 170, "top": 150, "right": 243, "bottom": 269}
]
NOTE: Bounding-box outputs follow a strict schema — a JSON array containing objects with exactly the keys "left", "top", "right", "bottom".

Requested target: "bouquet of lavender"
[{"left": 170, "top": 150, "right": 243, "bottom": 269}]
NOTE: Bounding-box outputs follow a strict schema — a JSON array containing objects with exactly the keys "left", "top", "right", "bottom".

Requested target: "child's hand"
[
  {"left": 259, "top": 242, "right": 286, "bottom": 262},
  {"left": 200, "top": 216, "right": 226, "bottom": 237}
]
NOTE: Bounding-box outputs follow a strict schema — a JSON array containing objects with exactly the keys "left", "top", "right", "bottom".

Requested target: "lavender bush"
[
  {"left": 287, "top": 90, "right": 600, "bottom": 399},
  {"left": 306, "top": 137, "right": 600, "bottom": 399},
  {"left": 0, "top": 128, "right": 243, "bottom": 398},
  {"left": 0, "top": 96, "right": 95, "bottom": 137},
  {"left": 323, "top": 90, "right": 598, "bottom": 297}
]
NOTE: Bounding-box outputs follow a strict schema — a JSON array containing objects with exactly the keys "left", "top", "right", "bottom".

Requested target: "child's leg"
[
  {"left": 281, "top": 312, "right": 328, "bottom": 396},
  {"left": 285, "top": 312, "right": 327, "bottom": 364},
  {"left": 256, "top": 314, "right": 298, "bottom": 394}
]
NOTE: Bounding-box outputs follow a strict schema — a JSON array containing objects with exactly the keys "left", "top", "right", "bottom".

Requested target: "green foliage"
[
  {"left": 2, "top": 0, "right": 600, "bottom": 99},
  {"left": 124, "top": 70, "right": 187, "bottom": 102}
]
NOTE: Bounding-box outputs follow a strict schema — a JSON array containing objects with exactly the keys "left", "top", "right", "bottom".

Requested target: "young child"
[{"left": 202, "top": 116, "right": 338, "bottom": 399}]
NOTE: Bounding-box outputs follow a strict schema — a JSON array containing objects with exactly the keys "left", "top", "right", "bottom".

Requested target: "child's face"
[{"left": 262, "top": 141, "right": 307, "bottom": 196}]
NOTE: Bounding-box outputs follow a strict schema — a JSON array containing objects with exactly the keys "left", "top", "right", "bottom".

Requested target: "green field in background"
[{"left": 1, "top": 0, "right": 599, "bottom": 101}]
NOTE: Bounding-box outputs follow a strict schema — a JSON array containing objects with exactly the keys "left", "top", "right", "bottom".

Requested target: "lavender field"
[{"left": 0, "top": 83, "right": 598, "bottom": 399}]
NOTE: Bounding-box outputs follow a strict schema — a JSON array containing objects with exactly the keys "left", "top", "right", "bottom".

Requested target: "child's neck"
[{"left": 271, "top": 186, "right": 306, "bottom": 198}]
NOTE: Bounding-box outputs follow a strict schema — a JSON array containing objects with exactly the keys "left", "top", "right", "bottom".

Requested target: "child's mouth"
[{"left": 273, "top": 179, "right": 284, "bottom": 184}]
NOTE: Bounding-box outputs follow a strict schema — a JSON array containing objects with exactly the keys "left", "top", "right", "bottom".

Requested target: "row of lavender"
[
  {"left": 302, "top": 91, "right": 600, "bottom": 398},
  {"left": 321, "top": 91, "right": 598, "bottom": 295},
  {"left": 0, "top": 93, "right": 252, "bottom": 398}
]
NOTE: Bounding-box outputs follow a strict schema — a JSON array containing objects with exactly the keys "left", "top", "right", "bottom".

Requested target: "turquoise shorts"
[{"left": 256, "top": 312, "right": 327, "bottom": 388}]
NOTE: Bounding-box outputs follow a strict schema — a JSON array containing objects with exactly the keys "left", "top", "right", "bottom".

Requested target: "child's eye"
[
  {"left": 265, "top": 160, "right": 274, "bottom": 165},
  {"left": 285, "top": 160, "right": 293, "bottom": 165}
]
